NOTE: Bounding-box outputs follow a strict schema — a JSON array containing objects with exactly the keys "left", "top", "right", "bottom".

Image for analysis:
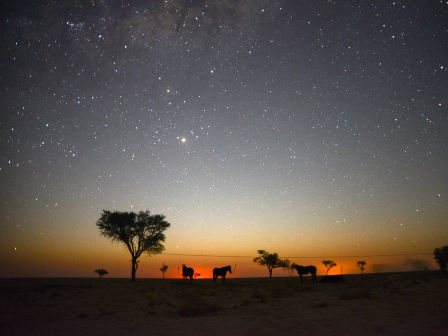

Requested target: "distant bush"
[
  {"left": 434, "top": 245, "right": 448, "bottom": 273},
  {"left": 94, "top": 269, "right": 108, "bottom": 279}
]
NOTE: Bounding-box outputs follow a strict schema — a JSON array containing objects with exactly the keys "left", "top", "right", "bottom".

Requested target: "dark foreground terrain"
[{"left": 1, "top": 272, "right": 447, "bottom": 336}]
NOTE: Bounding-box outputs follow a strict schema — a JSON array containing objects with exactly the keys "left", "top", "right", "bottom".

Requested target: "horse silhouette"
[
  {"left": 182, "top": 264, "right": 194, "bottom": 284},
  {"left": 213, "top": 265, "right": 232, "bottom": 284},
  {"left": 291, "top": 263, "right": 317, "bottom": 283}
]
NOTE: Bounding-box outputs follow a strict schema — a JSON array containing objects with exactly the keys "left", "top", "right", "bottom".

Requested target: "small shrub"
[{"left": 94, "top": 269, "right": 108, "bottom": 279}]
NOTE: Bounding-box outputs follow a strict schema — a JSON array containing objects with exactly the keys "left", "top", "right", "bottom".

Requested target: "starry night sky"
[{"left": 1, "top": 0, "right": 447, "bottom": 278}]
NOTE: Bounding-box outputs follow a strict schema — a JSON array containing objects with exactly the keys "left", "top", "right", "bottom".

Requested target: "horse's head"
[
  {"left": 291, "top": 263, "right": 304, "bottom": 272},
  {"left": 182, "top": 264, "right": 186, "bottom": 270},
  {"left": 227, "top": 265, "right": 232, "bottom": 273}
]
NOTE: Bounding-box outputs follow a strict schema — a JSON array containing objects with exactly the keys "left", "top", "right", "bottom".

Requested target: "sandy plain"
[{"left": 1, "top": 271, "right": 447, "bottom": 336}]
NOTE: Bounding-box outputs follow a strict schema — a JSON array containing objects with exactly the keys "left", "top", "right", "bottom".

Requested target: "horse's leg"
[{"left": 300, "top": 274, "right": 303, "bottom": 284}]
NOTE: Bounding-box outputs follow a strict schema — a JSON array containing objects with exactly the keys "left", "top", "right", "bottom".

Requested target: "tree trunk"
[
  {"left": 269, "top": 269, "right": 272, "bottom": 278},
  {"left": 131, "top": 257, "right": 138, "bottom": 282}
]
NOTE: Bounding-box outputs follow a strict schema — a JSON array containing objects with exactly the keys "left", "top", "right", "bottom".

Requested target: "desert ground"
[{"left": 1, "top": 272, "right": 447, "bottom": 336}]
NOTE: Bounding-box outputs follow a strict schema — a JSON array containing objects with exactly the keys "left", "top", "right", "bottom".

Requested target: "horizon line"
[{"left": 161, "top": 252, "right": 433, "bottom": 258}]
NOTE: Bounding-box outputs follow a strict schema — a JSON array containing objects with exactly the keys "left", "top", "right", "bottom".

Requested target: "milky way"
[{"left": 1, "top": 1, "right": 447, "bottom": 277}]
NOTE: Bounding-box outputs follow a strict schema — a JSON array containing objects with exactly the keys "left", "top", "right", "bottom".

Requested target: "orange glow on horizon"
[{"left": 1, "top": 236, "right": 436, "bottom": 278}]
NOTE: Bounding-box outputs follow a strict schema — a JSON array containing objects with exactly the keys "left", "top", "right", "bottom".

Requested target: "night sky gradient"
[{"left": 1, "top": 0, "right": 447, "bottom": 278}]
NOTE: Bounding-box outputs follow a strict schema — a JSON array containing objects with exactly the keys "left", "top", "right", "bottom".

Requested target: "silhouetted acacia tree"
[
  {"left": 160, "top": 263, "right": 168, "bottom": 279},
  {"left": 253, "top": 250, "right": 290, "bottom": 278},
  {"left": 434, "top": 246, "right": 448, "bottom": 274},
  {"left": 357, "top": 261, "right": 366, "bottom": 274},
  {"left": 94, "top": 269, "right": 108, "bottom": 279},
  {"left": 322, "top": 260, "right": 337, "bottom": 275},
  {"left": 96, "top": 210, "right": 170, "bottom": 282}
]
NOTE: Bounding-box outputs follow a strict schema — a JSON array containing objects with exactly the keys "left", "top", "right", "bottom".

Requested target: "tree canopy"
[
  {"left": 160, "top": 263, "right": 169, "bottom": 279},
  {"left": 322, "top": 260, "right": 337, "bottom": 275},
  {"left": 357, "top": 261, "right": 366, "bottom": 274},
  {"left": 434, "top": 245, "right": 448, "bottom": 274},
  {"left": 253, "top": 250, "right": 290, "bottom": 278},
  {"left": 96, "top": 210, "right": 170, "bottom": 282},
  {"left": 94, "top": 269, "right": 108, "bottom": 279}
]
